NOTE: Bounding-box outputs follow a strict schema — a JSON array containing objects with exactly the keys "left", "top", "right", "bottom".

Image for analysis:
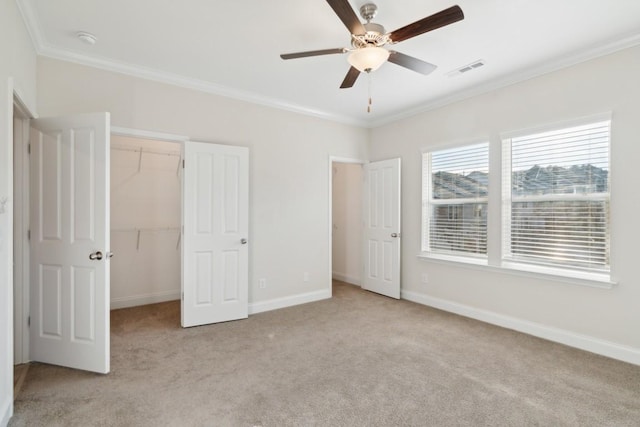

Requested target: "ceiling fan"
[{"left": 280, "top": 0, "right": 464, "bottom": 89}]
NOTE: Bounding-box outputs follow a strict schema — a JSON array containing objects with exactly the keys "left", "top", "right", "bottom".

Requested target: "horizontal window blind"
[
  {"left": 423, "top": 142, "right": 489, "bottom": 255},
  {"left": 503, "top": 120, "right": 610, "bottom": 270}
]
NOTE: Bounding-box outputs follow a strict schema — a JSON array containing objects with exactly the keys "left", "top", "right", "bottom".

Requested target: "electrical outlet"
[
  {"left": 421, "top": 273, "right": 429, "bottom": 284},
  {"left": 303, "top": 272, "right": 309, "bottom": 282},
  {"left": 259, "top": 278, "right": 266, "bottom": 289}
]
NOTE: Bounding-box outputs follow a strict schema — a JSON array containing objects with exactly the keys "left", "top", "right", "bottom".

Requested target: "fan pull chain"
[{"left": 367, "top": 72, "right": 373, "bottom": 113}]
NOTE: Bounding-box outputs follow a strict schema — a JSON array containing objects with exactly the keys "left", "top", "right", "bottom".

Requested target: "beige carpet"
[{"left": 10, "top": 281, "right": 640, "bottom": 426}]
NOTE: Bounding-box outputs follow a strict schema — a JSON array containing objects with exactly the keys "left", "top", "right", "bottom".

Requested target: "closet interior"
[{"left": 110, "top": 135, "right": 182, "bottom": 309}]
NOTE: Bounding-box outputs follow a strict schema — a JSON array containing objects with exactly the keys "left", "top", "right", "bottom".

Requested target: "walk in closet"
[{"left": 110, "top": 135, "right": 182, "bottom": 309}]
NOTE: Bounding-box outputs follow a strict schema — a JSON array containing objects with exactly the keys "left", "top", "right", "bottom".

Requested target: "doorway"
[
  {"left": 330, "top": 159, "right": 364, "bottom": 288},
  {"left": 110, "top": 134, "right": 182, "bottom": 309},
  {"left": 330, "top": 157, "right": 402, "bottom": 299}
]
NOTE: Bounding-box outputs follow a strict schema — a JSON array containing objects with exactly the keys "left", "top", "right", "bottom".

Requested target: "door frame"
[
  {"left": 328, "top": 156, "right": 367, "bottom": 297},
  {"left": 13, "top": 89, "right": 35, "bottom": 366}
]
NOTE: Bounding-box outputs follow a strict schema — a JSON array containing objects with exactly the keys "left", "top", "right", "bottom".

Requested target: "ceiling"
[{"left": 17, "top": 0, "right": 640, "bottom": 127}]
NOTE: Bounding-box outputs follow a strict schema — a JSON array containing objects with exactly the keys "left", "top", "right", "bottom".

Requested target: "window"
[
  {"left": 422, "top": 142, "right": 489, "bottom": 257},
  {"left": 502, "top": 120, "right": 610, "bottom": 273},
  {"left": 420, "top": 117, "right": 612, "bottom": 283}
]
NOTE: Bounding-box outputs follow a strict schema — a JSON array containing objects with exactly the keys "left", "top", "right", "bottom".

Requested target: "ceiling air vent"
[{"left": 447, "top": 60, "right": 485, "bottom": 77}]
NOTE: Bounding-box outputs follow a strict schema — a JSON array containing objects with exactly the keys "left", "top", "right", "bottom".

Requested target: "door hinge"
[
  {"left": 182, "top": 159, "right": 185, "bottom": 168},
  {"left": 181, "top": 292, "right": 184, "bottom": 300},
  {"left": 27, "top": 229, "right": 31, "bottom": 240},
  {"left": 27, "top": 316, "right": 30, "bottom": 327},
  {"left": 28, "top": 144, "right": 31, "bottom": 155}
]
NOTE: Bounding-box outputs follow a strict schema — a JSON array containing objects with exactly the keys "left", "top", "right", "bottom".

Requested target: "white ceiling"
[{"left": 17, "top": 0, "right": 640, "bottom": 127}]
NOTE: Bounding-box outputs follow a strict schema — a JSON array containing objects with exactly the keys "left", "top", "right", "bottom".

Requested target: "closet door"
[
  {"left": 181, "top": 141, "right": 249, "bottom": 327},
  {"left": 30, "top": 112, "right": 111, "bottom": 373}
]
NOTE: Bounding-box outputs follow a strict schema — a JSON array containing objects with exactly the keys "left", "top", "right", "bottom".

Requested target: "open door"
[
  {"left": 181, "top": 141, "right": 249, "bottom": 327},
  {"left": 30, "top": 113, "right": 111, "bottom": 374},
  {"left": 363, "top": 158, "right": 401, "bottom": 299}
]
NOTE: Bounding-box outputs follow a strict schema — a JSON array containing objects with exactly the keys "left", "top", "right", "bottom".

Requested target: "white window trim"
[
  {"left": 417, "top": 253, "right": 617, "bottom": 289},
  {"left": 501, "top": 117, "right": 611, "bottom": 275},
  {"left": 421, "top": 143, "right": 489, "bottom": 259},
  {"left": 418, "top": 113, "right": 615, "bottom": 289}
]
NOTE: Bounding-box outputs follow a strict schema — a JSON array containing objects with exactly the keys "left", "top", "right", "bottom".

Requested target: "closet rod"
[
  {"left": 111, "top": 146, "right": 181, "bottom": 157},
  {"left": 111, "top": 227, "right": 181, "bottom": 233}
]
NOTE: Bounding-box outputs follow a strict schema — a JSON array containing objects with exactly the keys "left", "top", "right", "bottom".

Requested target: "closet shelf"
[
  {"left": 111, "top": 146, "right": 182, "bottom": 174},
  {"left": 112, "top": 227, "right": 181, "bottom": 250}
]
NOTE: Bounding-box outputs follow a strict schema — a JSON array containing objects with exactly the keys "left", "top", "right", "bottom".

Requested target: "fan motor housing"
[{"left": 352, "top": 22, "right": 389, "bottom": 48}]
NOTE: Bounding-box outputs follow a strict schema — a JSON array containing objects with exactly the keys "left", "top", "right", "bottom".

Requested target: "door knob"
[
  {"left": 391, "top": 233, "right": 399, "bottom": 238},
  {"left": 89, "top": 251, "right": 103, "bottom": 260},
  {"left": 240, "top": 238, "right": 248, "bottom": 244}
]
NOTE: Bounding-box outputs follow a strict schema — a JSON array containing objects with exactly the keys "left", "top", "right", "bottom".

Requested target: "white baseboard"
[
  {"left": 332, "top": 272, "right": 361, "bottom": 286},
  {"left": 1, "top": 398, "right": 12, "bottom": 427},
  {"left": 401, "top": 290, "right": 640, "bottom": 366},
  {"left": 249, "top": 288, "right": 331, "bottom": 315},
  {"left": 111, "top": 290, "right": 180, "bottom": 310}
]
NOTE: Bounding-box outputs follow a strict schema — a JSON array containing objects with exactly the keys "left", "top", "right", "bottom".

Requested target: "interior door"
[
  {"left": 181, "top": 141, "right": 249, "bottom": 327},
  {"left": 362, "top": 158, "right": 401, "bottom": 299},
  {"left": 30, "top": 112, "right": 111, "bottom": 374}
]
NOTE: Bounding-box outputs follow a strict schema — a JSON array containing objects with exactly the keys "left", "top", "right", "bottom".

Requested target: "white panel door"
[
  {"left": 30, "top": 113, "right": 110, "bottom": 374},
  {"left": 362, "top": 158, "right": 401, "bottom": 299},
  {"left": 182, "top": 141, "right": 248, "bottom": 327}
]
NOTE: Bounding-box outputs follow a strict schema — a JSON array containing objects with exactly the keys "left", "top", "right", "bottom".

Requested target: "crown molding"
[
  {"left": 15, "top": 1, "right": 368, "bottom": 128},
  {"left": 15, "top": 0, "right": 640, "bottom": 130},
  {"left": 15, "top": 0, "right": 45, "bottom": 54},
  {"left": 38, "top": 44, "right": 369, "bottom": 128},
  {"left": 374, "top": 32, "right": 640, "bottom": 128}
]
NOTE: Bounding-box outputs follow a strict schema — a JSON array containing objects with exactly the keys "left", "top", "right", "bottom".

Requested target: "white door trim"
[
  {"left": 12, "top": 89, "right": 36, "bottom": 367},
  {"left": 111, "top": 126, "right": 189, "bottom": 143},
  {"left": 13, "top": 114, "right": 30, "bottom": 365},
  {"left": 328, "top": 156, "right": 367, "bottom": 296}
]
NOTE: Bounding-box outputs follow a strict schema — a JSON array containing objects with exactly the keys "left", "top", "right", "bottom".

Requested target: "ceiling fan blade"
[
  {"left": 280, "top": 48, "right": 347, "bottom": 60},
  {"left": 389, "top": 5, "right": 464, "bottom": 43},
  {"left": 326, "top": 0, "right": 366, "bottom": 35},
  {"left": 387, "top": 51, "right": 437, "bottom": 75},
  {"left": 340, "top": 66, "right": 360, "bottom": 89}
]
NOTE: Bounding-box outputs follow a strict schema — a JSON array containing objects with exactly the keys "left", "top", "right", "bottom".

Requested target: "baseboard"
[
  {"left": 332, "top": 272, "right": 361, "bottom": 286},
  {"left": 401, "top": 290, "right": 640, "bottom": 366},
  {"left": 111, "top": 290, "right": 180, "bottom": 310},
  {"left": 249, "top": 288, "right": 331, "bottom": 315},
  {"left": 111, "top": 288, "right": 331, "bottom": 314},
  {"left": 1, "top": 397, "right": 12, "bottom": 427}
]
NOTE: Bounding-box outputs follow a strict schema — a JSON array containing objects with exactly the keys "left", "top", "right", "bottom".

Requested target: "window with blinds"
[
  {"left": 422, "top": 142, "right": 489, "bottom": 256},
  {"left": 502, "top": 120, "right": 610, "bottom": 271}
]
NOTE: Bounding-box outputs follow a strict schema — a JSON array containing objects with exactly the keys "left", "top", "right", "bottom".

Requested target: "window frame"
[
  {"left": 501, "top": 117, "right": 611, "bottom": 276},
  {"left": 418, "top": 113, "right": 614, "bottom": 287},
  {"left": 421, "top": 141, "right": 490, "bottom": 261}
]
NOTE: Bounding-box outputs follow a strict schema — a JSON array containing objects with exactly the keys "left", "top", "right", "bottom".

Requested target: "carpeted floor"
[{"left": 9, "top": 281, "right": 640, "bottom": 426}]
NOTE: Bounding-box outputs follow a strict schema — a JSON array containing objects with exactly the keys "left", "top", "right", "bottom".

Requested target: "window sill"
[{"left": 417, "top": 253, "right": 616, "bottom": 289}]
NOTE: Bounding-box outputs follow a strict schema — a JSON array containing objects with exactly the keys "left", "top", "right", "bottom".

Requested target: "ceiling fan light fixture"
[{"left": 348, "top": 47, "right": 390, "bottom": 72}]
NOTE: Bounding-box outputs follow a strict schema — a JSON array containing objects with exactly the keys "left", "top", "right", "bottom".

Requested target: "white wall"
[
  {"left": 0, "top": 0, "right": 37, "bottom": 424},
  {"left": 36, "top": 57, "right": 370, "bottom": 312},
  {"left": 370, "top": 45, "right": 640, "bottom": 364},
  {"left": 332, "top": 162, "right": 363, "bottom": 285},
  {"left": 110, "top": 136, "right": 181, "bottom": 308}
]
